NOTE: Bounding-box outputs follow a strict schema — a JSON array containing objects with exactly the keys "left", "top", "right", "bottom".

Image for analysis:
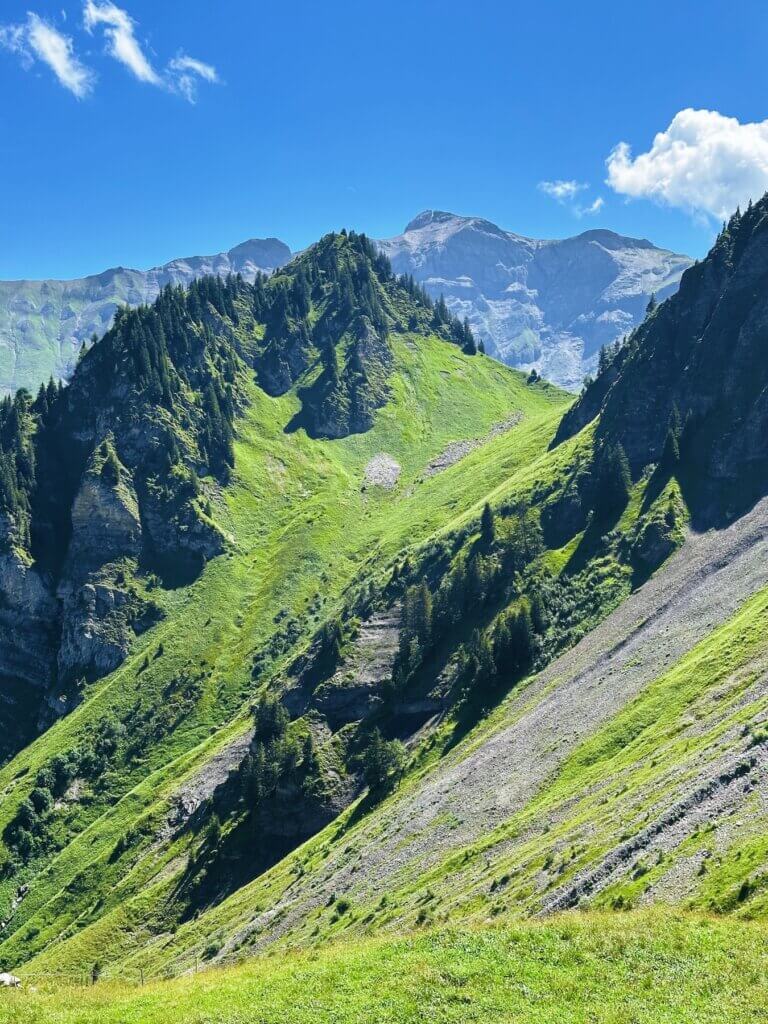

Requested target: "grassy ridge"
[{"left": 3, "top": 913, "right": 767, "bottom": 1023}]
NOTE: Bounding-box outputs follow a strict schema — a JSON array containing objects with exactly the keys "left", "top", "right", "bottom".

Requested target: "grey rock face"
[
  {"left": 379, "top": 211, "right": 692, "bottom": 389},
  {"left": 0, "top": 516, "right": 58, "bottom": 690},
  {"left": 0, "top": 515, "right": 59, "bottom": 759},
  {"left": 0, "top": 237, "right": 291, "bottom": 395},
  {"left": 56, "top": 464, "right": 143, "bottom": 685}
]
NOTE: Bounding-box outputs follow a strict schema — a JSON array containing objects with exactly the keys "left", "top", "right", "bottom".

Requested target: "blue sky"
[{"left": 2, "top": 0, "right": 767, "bottom": 279}]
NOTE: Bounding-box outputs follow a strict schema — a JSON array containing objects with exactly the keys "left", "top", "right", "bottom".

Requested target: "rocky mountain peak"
[
  {"left": 381, "top": 211, "right": 692, "bottom": 388},
  {"left": 571, "top": 228, "right": 658, "bottom": 252},
  {"left": 404, "top": 210, "right": 459, "bottom": 232},
  {"left": 226, "top": 237, "right": 291, "bottom": 269}
]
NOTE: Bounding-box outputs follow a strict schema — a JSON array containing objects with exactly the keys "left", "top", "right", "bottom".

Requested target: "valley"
[{"left": 2, "top": 2, "right": 761, "bottom": 1018}]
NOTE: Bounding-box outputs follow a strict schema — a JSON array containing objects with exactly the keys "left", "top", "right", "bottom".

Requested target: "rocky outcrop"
[
  {"left": 64, "top": 460, "right": 142, "bottom": 570},
  {"left": 258, "top": 321, "right": 314, "bottom": 397},
  {"left": 141, "top": 484, "right": 224, "bottom": 577},
  {"left": 286, "top": 608, "right": 401, "bottom": 730},
  {"left": 56, "top": 450, "right": 143, "bottom": 684},
  {"left": 557, "top": 198, "right": 768, "bottom": 518},
  {"left": 0, "top": 516, "right": 58, "bottom": 757},
  {"left": 304, "top": 318, "right": 393, "bottom": 440},
  {"left": 631, "top": 513, "right": 677, "bottom": 572},
  {"left": 0, "top": 518, "right": 57, "bottom": 691}
]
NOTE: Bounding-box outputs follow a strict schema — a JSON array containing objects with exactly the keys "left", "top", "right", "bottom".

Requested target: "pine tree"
[
  {"left": 322, "top": 339, "right": 340, "bottom": 387},
  {"left": 660, "top": 405, "right": 682, "bottom": 471},
  {"left": 480, "top": 502, "right": 496, "bottom": 545},
  {"left": 363, "top": 729, "right": 406, "bottom": 794},
  {"left": 594, "top": 442, "right": 632, "bottom": 518},
  {"left": 462, "top": 318, "right": 477, "bottom": 355}
]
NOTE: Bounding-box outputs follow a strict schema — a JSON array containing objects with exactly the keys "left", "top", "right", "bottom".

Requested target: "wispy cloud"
[
  {"left": 168, "top": 53, "right": 219, "bottom": 103},
  {"left": 0, "top": 12, "right": 94, "bottom": 98},
  {"left": 538, "top": 179, "right": 604, "bottom": 217},
  {"left": 1, "top": 3, "right": 220, "bottom": 103},
  {"left": 83, "top": 0, "right": 160, "bottom": 85},
  {"left": 82, "top": 1, "right": 219, "bottom": 101},
  {"left": 607, "top": 108, "right": 768, "bottom": 221},
  {"left": 538, "top": 179, "right": 587, "bottom": 202}
]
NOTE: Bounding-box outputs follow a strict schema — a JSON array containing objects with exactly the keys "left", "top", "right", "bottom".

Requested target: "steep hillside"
[
  {"left": 557, "top": 198, "right": 768, "bottom": 521},
  {"left": 0, "top": 274, "right": 252, "bottom": 762},
  {"left": 0, "top": 238, "right": 290, "bottom": 395},
  {"left": 381, "top": 211, "right": 692, "bottom": 388},
  {"left": 2, "top": 205, "right": 768, "bottom": 998}
]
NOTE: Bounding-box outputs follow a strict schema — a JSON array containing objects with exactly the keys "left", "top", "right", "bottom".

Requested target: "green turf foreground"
[{"left": 2, "top": 913, "right": 766, "bottom": 1024}]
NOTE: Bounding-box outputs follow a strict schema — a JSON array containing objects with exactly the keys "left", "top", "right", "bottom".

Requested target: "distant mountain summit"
[
  {"left": 380, "top": 211, "right": 692, "bottom": 388},
  {"left": 0, "top": 238, "right": 291, "bottom": 394}
]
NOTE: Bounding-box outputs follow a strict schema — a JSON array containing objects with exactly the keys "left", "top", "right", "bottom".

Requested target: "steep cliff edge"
[
  {"left": 0, "top": 275, "right": 248, "bottom": 756},
  {"left": 556, "top": 198, "right": 768, "bottom": 519}
]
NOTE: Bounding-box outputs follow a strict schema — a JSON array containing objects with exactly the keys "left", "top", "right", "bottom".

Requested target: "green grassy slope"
[
  {"left": 0, "top": 333, "right": 569, "bottom": 972},
  {"left": 4, "top": 913, "right": 767, "bottom": 1024},
  {"left": 94, "top": 565, "right": 765, "bottom": 979}
]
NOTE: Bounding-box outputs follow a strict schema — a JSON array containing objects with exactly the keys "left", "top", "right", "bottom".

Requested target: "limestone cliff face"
[
  {"left": 0, "top": 516, "right": 58, "bottom": 758},
  {"left": 56, "top": 461, "right": 143, "bottom": 684}
]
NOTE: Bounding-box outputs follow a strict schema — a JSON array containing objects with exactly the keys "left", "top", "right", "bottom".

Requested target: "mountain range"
[
  {"left": 0, "top": 238, "right": 290, "bottom": 396},
  {"left": 381, "top": 211, "right": 693, "bottom": 387},
  {"left": 0, "top": 203, "right": 767, "bottom": 1015},
  {"left": 0, "top": 213, "right": 691, "bottom": 395}
]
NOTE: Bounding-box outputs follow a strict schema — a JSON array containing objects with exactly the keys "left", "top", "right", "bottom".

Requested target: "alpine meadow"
[{"left": 2, "top": 2, "right": 768, "bottom": 1021}]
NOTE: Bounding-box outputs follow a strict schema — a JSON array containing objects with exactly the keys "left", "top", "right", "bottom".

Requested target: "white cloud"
[
  {"left": 0, "top": 13, "right": 94, "bottom": 98},
  {"left": 538, "top": 179, "right": 587, "bottom": 202},
  {"left": 538, "top": 179, "right": 604, "bottom": 217},
  {"left": 169, "top": 54, "right": 218, "bottom": 84},
  {"left": 2, "top": 4, "right": 219, "bottom": 103},
  {"left": 83, "top": 2, "right": 219, "bottom": 101},
  {"left": 83, "top": 0, "right": 161, "bottom": 85},
  {"left": 168, "top": 52, "right": 219, "bottom": 102},
  {"left": 606, "top": 108, "right": 768, "bottom": 221}
]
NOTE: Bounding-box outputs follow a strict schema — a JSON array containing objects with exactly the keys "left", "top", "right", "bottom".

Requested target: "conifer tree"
[
  {"left": 480, "top": 502, "right": 496, "bottom": 545},
  {"left": 660, "top": 405, "right": 682, "bottom": 471},
  {"left": 594, "top": 442, "right": 632, "bottom": 518},
  {"left": 363, "top": 729, "right": 406, "bottom": 794}
]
